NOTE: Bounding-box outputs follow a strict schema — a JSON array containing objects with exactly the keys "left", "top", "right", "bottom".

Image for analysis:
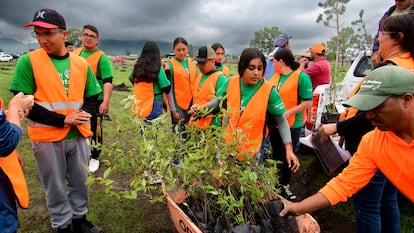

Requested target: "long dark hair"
[
  {"left": 238, "top": 48, "right": 266, "bottom": 76},
  {"left": 132, "top": 41, "right": 161, "bottom": 83},
  {"left": 273, "top": 48, "right": 300, "bottom": 70},
  {"left": 380, "top": 13, "right": 414, "bottom": 59}
]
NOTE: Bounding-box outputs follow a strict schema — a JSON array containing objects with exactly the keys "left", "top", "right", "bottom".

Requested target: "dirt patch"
[{"left": 113, "top": 82, "right": 131, "bottom": 91}]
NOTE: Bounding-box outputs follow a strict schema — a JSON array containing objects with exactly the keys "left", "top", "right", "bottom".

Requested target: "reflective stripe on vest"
[
  {"left": 189, "top": 71, "right": 222, "bottom": 128},
  {"left": 269, "top": 70, "right": 306, "bottom": 127},
  {"left": 28, "top": 49, "right": 92, "bottom": 142},
  {"left": 74, "top": 48, "right": 104, "bottom": 76},
  {"left": 170, "top": 57, "right": 197, "bottom": 110},
  {"left": 225, "top": 76, "right": 272, "bottom": 159},
  {"left": 132, "top": 81, "right": 154, "bottom": 118}
]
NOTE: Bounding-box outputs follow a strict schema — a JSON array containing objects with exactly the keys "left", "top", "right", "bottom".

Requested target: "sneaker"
[
  {"left": 89, "top": 158, "right": 100, "bottom": 173},
  {"left": 57, "top": 225, "right": 73, "bottom": 233},
  {"left": 72, "top": 216, "right": 103, "bottom": 233},
  {"left": 280, "top": 184, "right": 297, "bottom": 201},
  {"left": 102, "top": 114, "right": 112, "bottom": 121}
]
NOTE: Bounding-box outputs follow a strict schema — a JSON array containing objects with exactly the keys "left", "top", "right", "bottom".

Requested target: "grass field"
[{"left": 1, "top": 58, "right": 413, "bottom": 233}]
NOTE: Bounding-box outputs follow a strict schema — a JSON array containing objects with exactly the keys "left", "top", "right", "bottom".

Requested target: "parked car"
[
  {"left": 0, "top": 53, "right": 14, "bottom": 62},
  {"left": 112, "top": 56, "right": 126, "bottom": 64},
  {"left": 300, "top": 51, "right": 372, "bottom": 148}
]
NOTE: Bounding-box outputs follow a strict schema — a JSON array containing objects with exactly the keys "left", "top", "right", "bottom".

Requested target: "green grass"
[{"left": 1, "top": 60, "right": 412, "bottom": 233}]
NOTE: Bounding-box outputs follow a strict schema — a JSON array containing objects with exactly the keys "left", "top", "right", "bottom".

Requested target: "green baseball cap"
[{"left": 344, "top": 65, "right": 414, "bottom": 111}]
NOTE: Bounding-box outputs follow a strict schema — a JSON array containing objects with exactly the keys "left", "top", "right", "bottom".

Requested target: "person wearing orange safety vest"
[
  {"left": 9, "top": 9, "right": 103, "bottom": 233},
  {"left": 211, "top": 42, "right": 231, "bottom": 77},
  {"left": 268, "top": 48, "right": 312, "bottom": 201},
  {"left": 0, "top": 94, "right": 33, "bottom": 233},
  {"left": 194, "top": 48, "right": 300, "bottom": 172},
  {"left": 280, "top": 66, "right": 414, "bottom": 233},
  {"left": 74, "top": 24, "right": 113, "bottom": 173},
  {"left": 188, "top": 46, "right": 228, "bottom": 128},
  {"left": 165, "top": 37, "right": 197, "bottom": 133},
  {"left": 317, "top": 13, "right": 414, "bottom": 233},
  {"left": 129, "top": 41, "right": 173, "bottom": 121}
]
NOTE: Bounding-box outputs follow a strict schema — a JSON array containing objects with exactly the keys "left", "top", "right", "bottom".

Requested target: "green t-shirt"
[
  {"left": 129, "top": 66, "right": 171, "bottom": 101},
  {"left": 9, "top": 53, "right": 102, "bottom": 139},
  {"left": 78, "top": 49, "right": 113, "bottom": 100},
  {"left": 275, "top": 71, "right": 313, "bottom": 128},
  {"left": 167, "top": 56, "right": 191, "bottom": 111}
]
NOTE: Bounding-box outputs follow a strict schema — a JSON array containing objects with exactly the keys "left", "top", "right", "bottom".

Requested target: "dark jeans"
[
  {"left": 90, "top": 100, "right": 103, "bottom": 159},
  {"left": 352, "top": 170, "right": 400, "bottom": 233},
  {"left": 145, "top": 100, "right": 164, "bottom": 121},
  {"left": 269, "top": 127, "right": 301, "bottom": 185}
]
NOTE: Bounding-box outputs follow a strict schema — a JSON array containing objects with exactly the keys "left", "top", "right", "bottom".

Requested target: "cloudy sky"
[{"left": 0, "top": 0, "right": 391, "bottom": 55}]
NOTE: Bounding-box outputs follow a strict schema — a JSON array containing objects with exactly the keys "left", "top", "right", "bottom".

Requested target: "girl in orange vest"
[
  {"left": 211, "top": 42, "right": 230, "bottom": 77},
  {"left": 165, "top": 37, "right": 197, "bottom": 133},
  {"left": 193, "top": 48, "right": 300, "bottom": 171},
  {"left": 131, "top": 41, "right": 174, "bottom": 122},
  {"left": 0, "top": 93, "right": 33, "bottom": 233},
  {"left": 318, "top": 13, "right": 414, "bottom": 233},
  {"left": 269, "top": 48, "right": 313, "bottom": 201}
]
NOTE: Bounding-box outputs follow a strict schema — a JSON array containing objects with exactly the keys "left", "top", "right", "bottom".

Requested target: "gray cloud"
[{"left": 0, "top": 0, "right": 390, "bottom": 55}]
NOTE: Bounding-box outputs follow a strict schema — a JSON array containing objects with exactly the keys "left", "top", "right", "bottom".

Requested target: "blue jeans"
[
  {"left": 352, "top": 170, "right": 400, "bottom": 233},
  {"left": 145, "top": 100, "right": 164, "bottom": 121}
]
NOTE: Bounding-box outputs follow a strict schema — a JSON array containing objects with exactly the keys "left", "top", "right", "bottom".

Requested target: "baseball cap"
[
  {"left": 344, "top": 65, "right": 414, "bottom": 111},
  {"left": 194, "top": 46, "right": 216, "bottom": 62},
  {"left": 24, "top": 9, "right": 66, "bottom": 30},
  {"left": 310, "top": 43, "right": 325, "bottom": 54},
  {"left": 274, "top": 34, "right": 291, "bottom": 48}
]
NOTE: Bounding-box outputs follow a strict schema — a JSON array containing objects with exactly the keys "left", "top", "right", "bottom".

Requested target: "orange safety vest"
[
  {"left": 222, "top": 65, "right": 230, "bottom": 77},
  {"left": 132, "top": 81, "right": 154, "bottom": 118},
  {"left": 189, "top": 71, "right": 222, "bottom": 128},
  {"left": 170, "top": 57, "right": 197, "bottom": 110},
  {"left": 345, "top": 52, "right": 414, "bottom": 119},
  {"left": 268, "top": 70, "right": 306, "bottom": 127},
  {"left": 225, "top": 76, "right": 272, "bottom": 159},
  {"left": 0, "top": 98, "right": 29, "bottom": 208},
  {"left": 27, "top": 49, "right": 92, "bottom": 142},
  {"left": 74, "top": 48, "right": 104, "bottom": 76}
]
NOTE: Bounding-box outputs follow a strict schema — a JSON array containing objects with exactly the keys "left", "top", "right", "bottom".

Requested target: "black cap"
[
  {"left": 24, "top": 9, "right": 66, "bottom": 30},
  {"left": 194, "top": 46, "right": 216, "bottom": 62}
]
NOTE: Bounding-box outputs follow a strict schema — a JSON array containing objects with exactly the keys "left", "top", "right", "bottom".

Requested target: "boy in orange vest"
[{"left": 9, "top": 9, "right": 103, "bottom": 233}]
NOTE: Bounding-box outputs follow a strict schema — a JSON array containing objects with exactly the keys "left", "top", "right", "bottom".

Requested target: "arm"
[
  {"left": 320, "top": 111, "right": 373, "bottom": 140},
  {"left": 0, "top": 93, "right": 34, "bottom": 156},
  {"left": 99, "top": 80, "right": 113, "bottom": 114},
  {"left": 279, "top": 192, "right": 330, "bottom": 217},
  {"left": 284, "top": 100, "right": 312, "bottom": 120}
]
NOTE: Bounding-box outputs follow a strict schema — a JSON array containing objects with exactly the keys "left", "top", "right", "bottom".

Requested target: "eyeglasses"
[
  {"left": 31, "top": 30, "right": 63, "bottom": 39},
  {"left": 81, "top": 33, "right": 98, "bottom": 39}
]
